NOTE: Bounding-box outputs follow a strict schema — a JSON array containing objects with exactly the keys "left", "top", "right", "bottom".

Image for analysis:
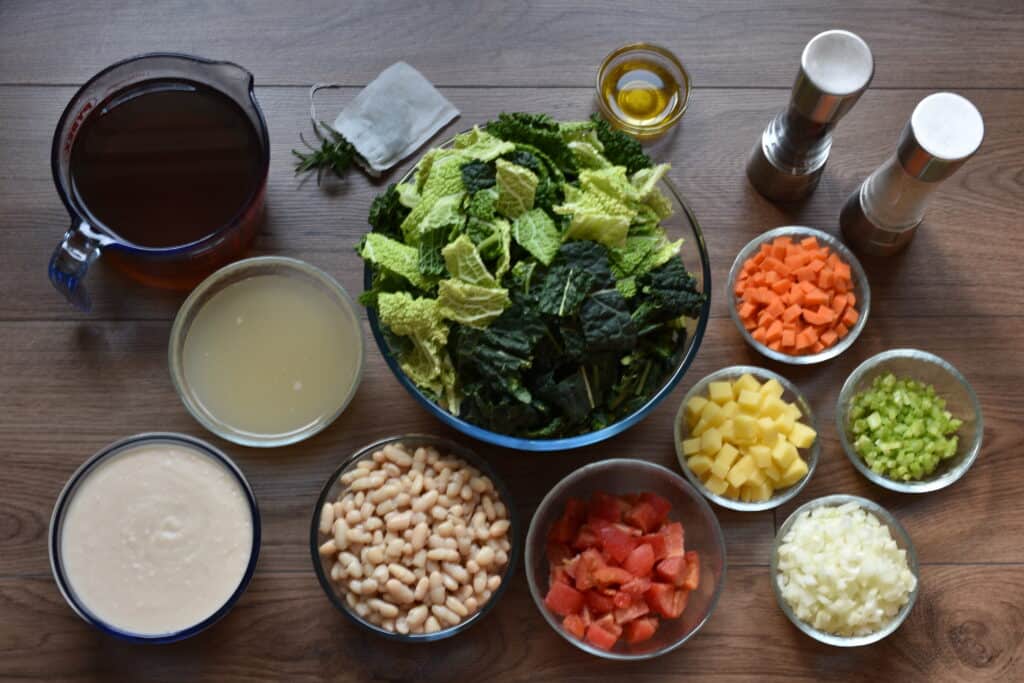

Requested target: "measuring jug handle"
[{"left": 48, "top": 221, "right": 109, "bottom": 312}]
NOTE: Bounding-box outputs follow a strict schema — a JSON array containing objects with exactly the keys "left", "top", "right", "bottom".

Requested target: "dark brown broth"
[{"left": 70, "top": 79, "right": 263, "bottom": 249}]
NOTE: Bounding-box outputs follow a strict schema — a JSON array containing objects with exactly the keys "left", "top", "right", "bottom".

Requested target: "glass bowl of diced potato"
[{"left": 673, "top": 366, "right": 819, "bottom": 511}]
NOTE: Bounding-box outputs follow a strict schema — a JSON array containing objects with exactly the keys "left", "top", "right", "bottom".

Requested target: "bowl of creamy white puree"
[{"left": 49, "top": 433, "right": 260, "bottom": 642}]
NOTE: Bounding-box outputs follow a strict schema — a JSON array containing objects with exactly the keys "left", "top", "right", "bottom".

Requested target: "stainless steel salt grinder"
[
  {"left": 746, "top": 30, "right": 874, "bottom": 201},
  {"left": 840, "top": 92, "right": 984, "bottom": 255}
]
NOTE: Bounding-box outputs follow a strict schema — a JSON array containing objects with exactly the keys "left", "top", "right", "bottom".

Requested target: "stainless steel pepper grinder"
[
  {"left": 840, "top": 92, "right": 984, "bottom": 255},
  {"left": 747, "top": 30, "right": 874, "bottom": 202}
]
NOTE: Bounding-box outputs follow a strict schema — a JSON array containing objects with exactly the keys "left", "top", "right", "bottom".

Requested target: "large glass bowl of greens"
[{"left": 360, "top": 114, "right": 711, "bottom": 451}]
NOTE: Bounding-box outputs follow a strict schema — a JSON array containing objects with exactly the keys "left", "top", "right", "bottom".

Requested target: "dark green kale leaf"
[
  {"left": 417, "top": 225, "right": 449, "bottom": 277},
  {"left": 590, "top": 113, "right": 652, "bottom": 174},
  {"left": 503, "top": 150, "right": 541, "bottom": 174},
  {"left": 580, "top": 289, "right": 637, "bottom": 352},
  {"left": 367, "top": 184, "right": 409, "bottom": 238},
  {"left": 460, "top": 161, "right": 496, "bottom": 193},
  {"left": 537, "top": 267, "right": 594, "bottom": 317},
  {"left": 486, "top": 113, "right": 578, "bottom": 175},
  {"left": 631, "top": 258, "right": 705, "bottom": 333},
  {"left": 502, "top": 145, "right": 565, "bottom": 211},
  {"left": 535, "top": 369, "right": 593, "bottom": 426}
]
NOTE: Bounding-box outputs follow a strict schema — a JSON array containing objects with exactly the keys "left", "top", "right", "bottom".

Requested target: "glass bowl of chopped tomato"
[
  {"left": 727, "top": 226, "right": 870, "bottom": 365},
  {"left": 524, "top": 458, "right": 726, "bottom": 659}
]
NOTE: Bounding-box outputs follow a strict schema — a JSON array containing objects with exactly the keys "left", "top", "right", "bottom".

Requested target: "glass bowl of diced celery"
[
  {"left": 674, "top": 366, "right": 819, "bottom": 512},
  {"left": 835, "top": 349, "right": 983, "bottom": 493}
]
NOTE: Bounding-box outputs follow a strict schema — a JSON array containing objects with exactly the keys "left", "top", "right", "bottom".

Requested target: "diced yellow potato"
[
  {"left": 726, "top": 454, "right": 757, "bottom": 488},
  {"left": 685, "top": 395, "right": 709, "bottom": 426},
  {"left": 760, "top": 378, "right": 785, "bottom": 399},
  {"left": 705, "top": 475, "right": 729, "bottom": 495},
  {"left": 718, "top": 419, "right": 736, "bottom": 442},
  {"left": 750, "top": 480, "right": 774, "bottom": 501},
  {"left": 749, "top": 444, "right": 772, "bottom": 469},
  {"left": 733, "top": 414, "right": 759, "bottom": 444},
  {"left": 682, "top": 437, "right": 702, "bottom": 456},
  {"left": 708, "top": 381, "right": 734, "bottom": 405},
  {"left": 720, "top": 401, "right": 740, "bottom": 420},
  {"left": 774, "top": 411, "right": 796, "bottom": 435},
  {"left": 691, "top": 417, "right": 710, "bottom": 437},
  {"left": 726, "top": 484, "right": 742, "bottom": 500},
  {"left": 710, "top": 443, "right": 740, "bottom": 479},
  {"left": 687, "top": 454, "right": 713, "bottom": 476},
  {"left": 747, "top": 466, "right": 767, "bottom": 487},
  {"left": 779, "top": 457, "right": 809, "bottom": 487},
  {"left": 771, "top": 435, "right": 798, "bottom": 469},
  {"left": 757, "top": 416, "right": 778, "bottom": 443},
  {"left": 788, "top": 422, "right": 818, "bottom": 449},
  {"left": 701, "top": 428, "right": 723, "bottom": 456},
  {"left": 784, "top": 402, "right": 802, "bottom": 420},
  {"left": 737, "top": 389, "right": 762, "bottom": 413},
  {"left": 732, "top": 373, "right": 762, "bottom": 398},
  {"left": 763, "top": 461, "right": 783, "bottom": 483},
  {"left": 739, "top": 484, "right": 755, "bottom": 502},
  {"left": 761, "top": 396, "right": 786, "bottom": 419},
  {"left": 700, "top": 400, "right": 722, "bottom": 426}
]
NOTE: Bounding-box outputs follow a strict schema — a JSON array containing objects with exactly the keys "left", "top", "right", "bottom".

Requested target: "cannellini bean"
[
  {"left": 318, "top": 539, "right": 338, "bottom": 556},
  {"left": 414, "top": 577, "right": 430, "bottom": 602},
  {"left": 333, "top": 519, "right": 350, "bottom": 551},
  {"left": 388, "top": 512, "right": 412, "bottom": 532},
  {"left": 333, "top": 501, "right": 346, "bottom": 517},
  {"left": 469, "top": 477, "right": 487, "bottom": 493},
  {"left": 441, "top": 573, "right": 459, "bottom": 592},
  {"left": 389, "top": 563, "right": 416, "bottom": 584},
  {"left": 386, "top": 538, "right": 404, "bottom": 558},
  {"left": 460, "top": 485, "right": 474, "bottom": 501},
  {"left": 498, "top": 538, "right": 511, "bottom": 553},
  {"left": 376, "top": 499, "right": 397, "bottom": 516},
  {"left": 481, "top": 589, "right": 492, "bottom": 602},
  {"left": 431, "top": 605, "right": 460, "bottom": 626},
  {"left": 446, "top": 596, "right": 469, "bottom": 617},
  {"left": 345, "top": 509, "right": 362, "bottom": 526},
  {"left": 494, "top": 501, "right": 506, "bottom": 518},
  {"left": 319, "top": 503, "right": 336, "bottom": 534},
  {"left": 372, "top": 564, "right": 389, "bottom": 584},
  {"left": 369, "top": 484, "right": 399, "bottom": 505},
  {"left": 372, "top": 530, "right": 384, "bottom": 545},
  {"left": 386, "top": 578, "right": 414, "bottom": 604},
  {"left": 412, "top": 549, "right": 427, "bottom": 568},
  {"left": 382, "top": 463, "right": 401, "bottom": 478},
  {"left": 475, "top": 546, "right": 495, "bottom": 568},
  {"left": 424, "top": 616, "right": 441, "bottom": 633},
  {"left": 430, "top": 506, "right": 447, "bottom": 521},
  {"left": 411, "top": 523, "right": 430, "bottom": 551},
  {"left": 364, "top": 516, "right": 383, "bottom": 531},
  {"left": 361, "top": 501, "right": 375, "bottom": 519},
  {"left": 490, "top": 519, "right": 511, "bottom": 538},
  {"left": 351, "top": 474, "right": 383, "bottom": 491},
  {"left": 473, "top": 571, "right": 487, "bottom": 594},
  {"left": 443, "top": 562, "right": 469, "bottom": 584},
  {"left": 368, "top": 598, "right": 399, "bottom": 618},
  {"left": 347, "top": 528, "right": 372, "bottom": 545},
  {"left": 394, "top": 492, "right": 411, "bottom": 509},
  {"left": 384, "top": 445, "right": 413, "bottom": 467},
  {"left": 466, "top": 559, "right": 480, "bottom": 575},
  {"left": 409, "top": 474, "right": 424, "bottom": 496},
  {"left": 495, "top": 549, "right": 508, "bottom": 566},
  {"left": 355, "top": 601, "right": 370, "bottom": 618},
  {"left": 412, "top": 489, "right": 438, "bottom": 513},
  {"left": 361, "top": 578, "right": 379, "bottom": 594},
  {"left": 330, "top": 561, "right": 345, "bottom": 581},
  {"left": 366, "top": 545, "right": 386, "bottom": 565},
  {"left": 427, "top": 548, "right": 460, "bottom": 562},
  {"left": 372, "top": 449, "right": 387, "bottom": 464},
  {"left": 396, "top": 617, "right": 410, "bottom": 635},
  {"left": 437, "top": 520, "right": 454, "bottom": 537},
  {"left": 482, "top": 496, "right": 496, "bottom": 521},
  {"left": 465, "top": 596, "right": 478, "bottom": 613},
  {"left": 458, "top": 583, "right": 474, "bottom": 601},
  {"left": 407, "top": 604, "right": 429, "bottom": 626},
  {"left": 487, "top": 575, "right": 501, "bottom": 591},
  {"left": 348, "top": 579, "right": 365, "bottom": 595}
]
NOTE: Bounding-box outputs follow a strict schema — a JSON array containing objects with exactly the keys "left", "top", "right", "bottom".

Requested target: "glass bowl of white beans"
[{"left": 310, "top": 434, "right": 520, "bottom": 641}]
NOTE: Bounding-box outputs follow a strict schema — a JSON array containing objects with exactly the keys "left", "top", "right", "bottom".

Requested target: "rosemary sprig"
[{"left": 292, "top": 124, "right": 358, "bottom": 185}]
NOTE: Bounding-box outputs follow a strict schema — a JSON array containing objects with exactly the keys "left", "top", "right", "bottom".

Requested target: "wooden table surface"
[{"left": 1, "top": 2, "right": 1022, "bottom": 681}]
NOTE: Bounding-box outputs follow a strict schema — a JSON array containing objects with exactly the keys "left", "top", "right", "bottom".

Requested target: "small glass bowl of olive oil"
[{"left": 596, "top": 43, "right": 690, "bottom": 138}]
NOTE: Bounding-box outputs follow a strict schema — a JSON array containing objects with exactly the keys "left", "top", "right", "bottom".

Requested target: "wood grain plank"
[
  {"left": 1, "top": 1, "right": 1023, "bottom": 88},
  {"left": 0, "top": 86, "right": 1021, "bottom": 321},
  {"left": 1, "top": 316, "right": 1019, "bottom": 577},
  {"left": 1, "top": 566, "right": 1020, "bottom": 681}
]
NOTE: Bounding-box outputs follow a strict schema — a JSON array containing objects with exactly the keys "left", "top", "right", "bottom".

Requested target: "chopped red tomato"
[
  {"left": 645, "top": 582, "right": 689, "bottom": 619},
  {"left": 562, "top": 613, "right": 586, "bottom": 639},
  {"left": 655, "top": 556, "right": 686, "bottom": 586},
  {"left": 594, "top": 566, "right": 633, "bottom": 587},
  {"left": 547, "top": 540, "right": 572, "bottom": 567},
  {"left": 641, "top": 533, "right": 668, "bottom": 561},
  {"left": 572, "top": 524, "right": 599, "bottom": 551},
  {"left": 612, "top": 590, "right": 632, "bottom": 609},
  {"left": 597, "top": 522, "right": 638, "bottom": 563},
  {"left": 623, "top": 616, "right": 658, "bottom": 644},
  {"left": 623, "top": 543, "right": 656, "bottom": 577},
  {"left": 660, "top": 521, "right": 685, "bottom": 558},
  {"left": 585, "top": 621, "right": 620, "bottom": 651},
  {"left": 681, "top": 550, "right": 700, "bottom": 591},
  {"left": 620, "top": 576, "right": 651, "bottom": 596},
  {"left": 585, "top": 589, "right": 615, "bottom": 615},
  {"left": 588, "top": 492, "right": 623, "bottom": 523},
  {"left": 639, "top": 493, "right": 672, "bottom": 525},
  {"left": 544, "top": 581, "right": 584, "bottom": 616},
  {"left": 550, "top": 565, "right": 570, "bottom": 586},
  {"left": 572, "top": 548, "right": 605, "bottom": 591},
  {"left": 624, "top": 501, "right": 661, "bottom": 533},
  {"left": 614, "top": 600, "right": 650, "bottom": 625}
]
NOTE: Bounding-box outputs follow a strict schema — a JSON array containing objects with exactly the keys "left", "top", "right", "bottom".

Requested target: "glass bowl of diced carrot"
[
  {"left": 727, "top": 226, "right": 870, "bottom": 365},
  {"left": 525, "top": 459, "right": 726, "bottom": 660}
]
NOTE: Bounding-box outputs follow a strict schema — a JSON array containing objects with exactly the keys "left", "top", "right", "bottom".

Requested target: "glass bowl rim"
[
  {"left": 770, "top": 493, "right": 920, "bottom": 647},
  {"left": 365, "top": 163, "right": 712, "bottom": 451},
  {"left": 834, "top": 348, "right": 984, "bottom": 493},
  {"left": 523, "top": 457, "right": 727, "bottom": 660},
  {"left": 594, "top": 41, "right": 692, "bottom": 138},
  {"left": 308, "top": 433, "right": 521, "bottom": 642},
  {"left": 48, "top": 431, "right": 262, "bottom": 644},
  {"left": 168, "top": 255, "right": 366, "bottom": 448},
  {"left": 673, "top": 365, "right": 821, "bottom": 511},
  {"left": 726, "top": 226, "right": 870, "bottom": 365}
]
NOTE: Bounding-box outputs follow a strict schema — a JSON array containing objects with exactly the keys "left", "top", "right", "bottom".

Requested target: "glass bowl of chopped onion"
[
  {"left": 836, "top": 349, "right": 984, "bottom": 493},
  {"left": 771, "top": 494, "right": 920, "bottom": 647}
]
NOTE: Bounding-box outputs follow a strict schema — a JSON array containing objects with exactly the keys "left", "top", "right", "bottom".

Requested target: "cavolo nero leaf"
[
  {"left": 590, "top": 113, "right": 652, "bottom": 174},
  {"left": 485, "top": 112, "right": 578, "bottom": 175},
  {"left": 580, "top": 289, "right": 637, "bottom": 352},
  {"left": 460, "top": 160, "right": 496, "bottom": 193},
  {"left": 631, "top": 258, "right": 705, "bottom": 332},
  {"left": 536, "top": 241, "right": 614, "bottom": 317},
  {"left": 368, "top": 184, "right": 410, "bottom": 238}
]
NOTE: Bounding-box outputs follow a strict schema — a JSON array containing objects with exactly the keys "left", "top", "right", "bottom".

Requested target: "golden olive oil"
[{"left": 600, "top": 58, "right": 681, "bottom": 130}]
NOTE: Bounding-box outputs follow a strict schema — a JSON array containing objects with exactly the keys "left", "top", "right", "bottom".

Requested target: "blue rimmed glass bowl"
[
  {"left": 48, "top": 432, "right": 261, "bottom": 643},
  {"left": 365, "top": 148, "right": 711, "bottom": 452}
]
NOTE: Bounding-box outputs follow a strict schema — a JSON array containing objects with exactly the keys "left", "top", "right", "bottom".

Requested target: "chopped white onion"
[{"left": 776, "top": 502, "right": 916, "bottom": 637}]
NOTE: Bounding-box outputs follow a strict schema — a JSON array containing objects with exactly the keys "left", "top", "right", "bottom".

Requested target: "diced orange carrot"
[
  {"left": 795, "top": 266, "right": 817, "bottom": 283},
  {"left": 766, "top": 297, "right": 786, "bottom": 319},
  {"left": 801, "top": 307, "right": 830, "bottom": 326},
  {"left": 811, "top": 341, "right": 826, "bottom": 354},
  {"left": 835, "top": 322, "right": 850, "bottom": 338},
  {"left": 820, "top": 330, "right": 838, "bottom": 347},
  {"left": 765, "top": 320, "right": 784, "bottom": 343},
  {"left": 807, "top": 259, "right": 825, "bottom": 274},
  {"left": 830, "top": 294, "right": 847, "bottom": 315},
  {"left": 833, "top": 261, "right": 851, "bottom": 281},
  {"left": 842, "top": 307, "right": 859, "bottom": 326},
  {"left": 739, "top": 301, "right": 757, "bottom": 320},
  {"left": 781, "top": 329, "right": 796, "bottom": 348},
  {"left": 768, "top": 340, "right": 782, "bottom": 351},
  {"left": 817, "top": 268, "right": 834, "bottom": 290},
  {"left": 782, "top": 304, "right": 802, "bottom": 323},
  {"left": 794, "top": 330, "right": 815, "bottom": 351},
  {"left": 803, "top": 326, "right": 819, "bottom": 344},
  {"left": 798, "top": 280, "right": 817, "bottom": 293},
  {"left": 757, "top": 310, "right": 775, "bottom": 327},
  {"left": 770, "top": 278, "right": 792, "bottom": 295},
  {"left": 789, "top": 287, "right": 805, "bottom": 306},
  {"left": 800, "top": 236, "right": 819, "bottom": 250},
  {"left": 804, "top": 288, "right": 829, "bottom": 307},
  {"left": 770, "top": 241, "right": 788, "bottom": 261},
  {"left": 834, "top": 277, "right": 849, "bottom": 294},
  {"left": 846, "top": 292, "right": 856, "bottom": 307},
  {"left": 752, "top": 327, "right": 768, "bottom": 343}
]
